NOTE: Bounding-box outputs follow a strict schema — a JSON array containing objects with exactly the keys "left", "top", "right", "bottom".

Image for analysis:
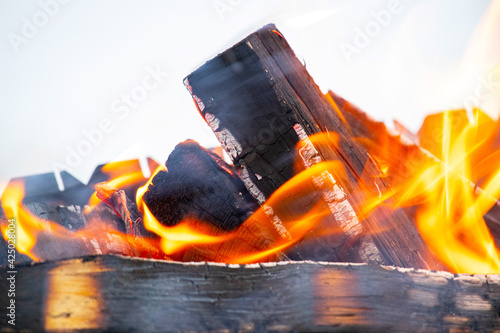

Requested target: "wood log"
[
  {"left": 142, "top": 140, "right": 288, "bottom": 262},
  {"left": 327, "top": 90, "right": 500, "bottom": 246},
  {"left": 143, "top": 140, "right": 259, "bottom": 231},
  {"left": 95, "top": 182, "right": 155, "bottom": 238},
  {"left": 184, "top": 24, "right": 444, "bottom": 270},
  {"left": 1, "top": 255, "right": 498, "bottom": 332},
  {"left": 0, "top": 203, "right": 139, "bottom": 266}
]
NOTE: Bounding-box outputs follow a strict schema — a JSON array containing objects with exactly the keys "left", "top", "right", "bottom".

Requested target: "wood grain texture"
[
  {"left": 185, "top": 24, "right": 445, "bottom": 270},
  {"left": 1, "top": 255, "right": 499, "bottom": 332}
]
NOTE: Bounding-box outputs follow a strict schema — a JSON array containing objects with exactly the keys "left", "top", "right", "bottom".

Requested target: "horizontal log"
[{"left": 1, "top": 255, "right": 499, "bottom": 332}]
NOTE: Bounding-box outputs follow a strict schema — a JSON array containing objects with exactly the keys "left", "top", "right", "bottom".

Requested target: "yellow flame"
[
  {"left": 86, "top": 160, "right": 148, "bottom": 213},
  {"left": 1, "top": 181, "right": 39, "bottom": 259},
  {"left": 410, "top": 111, "right": 500, "bottom": 273},
  {"left": 136, "top": 164, "right": 165, "bottom": 210}
]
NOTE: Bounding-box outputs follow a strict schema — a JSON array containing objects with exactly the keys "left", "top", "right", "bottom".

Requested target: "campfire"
[{"left": 2, "top": 24, "right": 500, "bottom": 332}]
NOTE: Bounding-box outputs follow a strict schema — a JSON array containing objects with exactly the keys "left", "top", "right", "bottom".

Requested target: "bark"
[{"left": 1, "top": 255, "right": 498, "bottom": 332}]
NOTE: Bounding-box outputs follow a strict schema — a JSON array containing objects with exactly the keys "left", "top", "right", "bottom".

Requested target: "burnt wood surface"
[
  {"left": 0, "top": 203, "right": 136, "bottom": 266},
  {"left": 143, "top": 140, "right": 259, "bottom": 231},
  {"left": 95, "top": 183, "right": 155, "bottom": 238},
  {"left": 1, "top": 255, "right": 499, "bottom": 332},
  {"left": 0, "top": 159, "right": 159, "bottom": 267},
  {"left": 185, "top": 24, "right": 444, "bottom": 270}
]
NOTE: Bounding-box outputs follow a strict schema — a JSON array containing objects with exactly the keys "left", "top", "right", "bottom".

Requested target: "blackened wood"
[
  {"left": 143, "top": 140, "right": 259, "bottom": 231},
  {"left": 0, "top": 202, "right": 137, "bottom": 266},
  {"left": 185, "top": 24, "right": 444, "bottom": 270},
  {"left": 1, "top": 255, "right": 499, "bottom": 332},
  {"left": 95, "top": 182, "right": 155, "bottom": 238}
]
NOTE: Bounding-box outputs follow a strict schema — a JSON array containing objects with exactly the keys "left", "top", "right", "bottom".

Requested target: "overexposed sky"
[{"left": 0, "top": 0, "right": 497, "bottom": 194}]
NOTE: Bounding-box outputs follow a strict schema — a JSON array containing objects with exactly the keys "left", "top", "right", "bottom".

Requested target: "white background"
[{"left": 0, "top": 0, "right": 498, "bottom": 194}]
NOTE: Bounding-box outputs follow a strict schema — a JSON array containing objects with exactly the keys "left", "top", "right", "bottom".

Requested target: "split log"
[
  {"left": 327, "top": 90, "right": 500, "bottom": 245},
  {"left": 1, "top": 255, "right": 499, "bottom": 332},
  {"left": 184, "top": 24, "right": 444, "bottom": 270}
]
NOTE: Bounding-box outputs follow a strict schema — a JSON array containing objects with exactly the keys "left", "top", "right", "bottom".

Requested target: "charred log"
[
  {"left": 184, "top": 24, "right": 444, "bottom": 270},
  {"left": 143, "top": 140, "right": 259, "bottom": 231},
  {"left": 1, "top": 255, "right": 499, "bottom": 332},
  {"left": 95, "top": 182, "right": 155, "bottom": 238}
]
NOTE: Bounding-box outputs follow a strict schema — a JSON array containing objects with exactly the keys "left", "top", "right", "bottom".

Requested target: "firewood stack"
[{"left": 1, "top": 24, "right": 500, "bottom": 332}]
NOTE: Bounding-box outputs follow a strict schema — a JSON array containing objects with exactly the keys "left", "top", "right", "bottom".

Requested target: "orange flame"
[
  {"left": 86, "top": 161, "right": 147, "bottom": 212},
  {"left": 135, "top": 159, "right": 336, "bottom": 263},
  {"left": 355, "top": 108, "right": 500, "bottom": 273},
  {"left": 0, "top": 179, "right": 165, "bottom": 262},
  {"left": 398, "top": 110, "right": 500, "bottom": 273},
  {"left": 1, "top": 180, "right": 70, "bottom": 260}
]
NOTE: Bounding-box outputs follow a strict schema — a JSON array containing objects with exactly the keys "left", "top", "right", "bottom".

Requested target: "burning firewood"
[
  {"left": 0, "top": 198, "right": 137, "bottom": 265},
  {"left": 138, "top": 140, "right": 291, "bottom": 262},
  {"left": 0, "top": 160, "right": 167, "bottom": 266},
  {"left": 184, "top": 24, "right": 444, "bottom": 270},
  {"left": 328, "top": 90, "right": 500, "bottom": 272},
  {"left": 143, "top": 140, "right": 259, "bottom": 231},
  {"left": 94, "top": 182, "right": 154, "bottom": 238}
]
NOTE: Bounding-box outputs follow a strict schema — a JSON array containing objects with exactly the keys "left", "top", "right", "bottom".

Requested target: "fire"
[
  {"left": 136, "top": 162, "right": 338, "bottom": 263},
  {"left": 86, "top": 160, "right": 148, "bottom": 212},
  {"left": 135, "top": 159, "right": 334, "bottom": 263},
  {"left": 351, "top": 108, "right": 500, "bottom": 273},
  {"left": 3, "top": 108, "right": 500, "bottom": 272},
  {"left": 0, "top": 179, "right": 164, "bottom": 262},
  {"left": 1, "top": 181, "right": 39, "bottom": 259},
  {"left": 396, "top": 110, "right": 500, "bottom": 273},
  {"left": 0, "top": 180, "right": 70, "bottom": 260},
  {"left": 136, "top": 164, "right": 165, "bottom": 210}
]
